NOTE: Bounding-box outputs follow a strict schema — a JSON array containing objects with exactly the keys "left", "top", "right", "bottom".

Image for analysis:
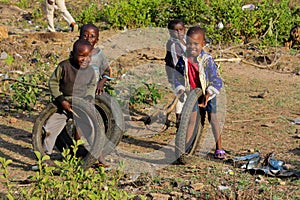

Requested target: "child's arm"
[
  {"left": 173, "top": 57, "right": 186, "bottom": 95},
  {"left": 205, "top": 57, "right": 222, "bottom": 100},
  {"left": 49, "top": 65, "right": 71, "bottom": 111},
  {"left": 96, "top": 65, "right": 113, "bottom": 95}
]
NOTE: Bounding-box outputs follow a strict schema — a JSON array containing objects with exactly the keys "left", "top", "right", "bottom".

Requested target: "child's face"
[
  {"left": 169, "top": 23, "right": 185, "bottom": 41},
  {"left": 81, "top": 28, "right": 99, "bottom": 47},
  {"left": 186, "top": 33, "right": 205, "bottom": 59},
  {"left": 73, "top": 45, "right": 92, "bottom": 68}
]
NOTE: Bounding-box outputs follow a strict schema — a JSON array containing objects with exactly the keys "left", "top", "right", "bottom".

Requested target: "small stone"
[
  {"left": 255, "top": 175, "right": 264, "bottom": 183},
  {"left": 31, "top": 165, "right": 39, "bottom": 171},
  {"left": 0, "top": 51, "right": 8, "bottom": 60},
  {"left": 0, "top": 26, "right": 8, "bottom": 40},
  {"left": 191, "top": 182, "right": 204, "bottom": 191},
  {"left": 257, "top": 90, "right": 269, "bottom": 98},
  {"left": 218, "top": 185, "right": 229, "bottom": 191},
  {"left": 9, "top": 117, "right": 17, "bottom": 123},
  {"left": 148, "top": 193, "right": 170, "bottom": 200},
  {"left": 170, "top": 191, "right": 182, "bottom": 198},
  {"left": 248, "top": 149, "right": 255, "bottom": 153},
  {"left": 279, "top": 181, "right": 286, "bottom": 185},
  {"left": 261, "top": 122, "right": 274, "bottom": 127}
]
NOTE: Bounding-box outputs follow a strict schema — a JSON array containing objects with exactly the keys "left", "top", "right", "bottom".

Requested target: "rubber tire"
[
  {"left": 32, "top": 97, "right": 105, "bottom": 170},
  {"left": 94, "top": 93, "right": 125, "bottom": 155},
  {"left": 54, "top": 94, "right": 125, "bottom": 156},
  {"left": 175, "top": 88, "right": 204, "bottom": 164}
]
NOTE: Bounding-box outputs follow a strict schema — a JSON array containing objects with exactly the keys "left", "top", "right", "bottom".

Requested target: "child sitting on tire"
[
  {"left": 43, "top": 39, "right": 96, "bottom": 157},
  {"left": 174, "top": 26, "right": 225, "bottom": 159}
]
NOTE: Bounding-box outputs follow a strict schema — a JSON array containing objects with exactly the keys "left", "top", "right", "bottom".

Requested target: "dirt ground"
[{"left": 1, "top": 3, "right": 300, "bottom": 200}]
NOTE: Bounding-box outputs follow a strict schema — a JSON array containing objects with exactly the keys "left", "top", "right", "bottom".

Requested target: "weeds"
[
  {"left": 130, "top": 82, "right": 162, "bottom": 105},
  {"left": 9, "top": 74, "right": 43, "bottom": 111},
  {"left": 0, "top": 140, "right": 143, "bottom": 200},
  {"left": 76, "top": 3, "right": 100, "bottom": 25}
]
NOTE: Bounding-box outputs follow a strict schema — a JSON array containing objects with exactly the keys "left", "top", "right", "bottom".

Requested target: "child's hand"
[
  {"left": 47, "top": 0, "right": 54, "bottom": 5},
  {"left": 177, "top": 89, "right": 185, "bottom": 102},
  {"left": 96, "top": 79, "right": 107, "bottom": 95},
  {"left": 61, "top": 100, "right": 71, "bottom": 112},
  {"left": 198, "top": 93, "right": 210, "bottom": 108}
]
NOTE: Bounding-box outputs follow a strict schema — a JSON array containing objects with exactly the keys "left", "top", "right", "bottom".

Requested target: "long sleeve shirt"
[
  {"left": 174, "top": 50, "right": 222, "bottom": 100},
  {"left": 49, "top": 58, "right": 96, "bottom": 103},
  {"left": 165, "top": 37, "right": 186, "bottom": 69}
]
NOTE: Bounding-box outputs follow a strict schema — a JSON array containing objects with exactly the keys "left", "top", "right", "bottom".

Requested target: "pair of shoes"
[{"left": 214, "top": 149, "right": 226, "bottom": 159}]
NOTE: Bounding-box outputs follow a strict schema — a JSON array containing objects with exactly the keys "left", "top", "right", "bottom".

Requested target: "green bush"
[
  {"left": 0, "top": 140, "right": 144, "bottom": 200},
  {"left": 99, "top": 0, "right": 300, "bottom": 46},
  {"left": 76, "top": 3, "right": 100, "bottom": 25},
  {"left": 10, "top": 74, "right": 43, "bottom": 111},
  {"left": 130, "top": 82, "right": 162, "bottom": 105},
  {"left": 101, "top": 0, "right": 163, "bottom": 29}
]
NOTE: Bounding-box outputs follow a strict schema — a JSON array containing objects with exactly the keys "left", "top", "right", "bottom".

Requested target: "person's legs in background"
[
  {"left": 45, "top": 0, "right": 56, "bottom": 32},
  {"left": 55, "top": 0, "right": 78, "bottom": 32}
]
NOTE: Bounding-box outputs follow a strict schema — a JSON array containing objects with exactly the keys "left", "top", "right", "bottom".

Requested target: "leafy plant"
[
  {"left": 99, "top": 0, "right": 300, "bottom": 46},
  {"left": 10, "top": 74, "right": 43, "bottom": 111},
  {"left": 0, "top": 157, "right": 14, "bottom": 199},
  {"left": 101, "top": 0, "right": 162, "bottom": 29},
  {"left": 0, "top": 140, "right": 143, "bottom": 199},
  {"left": 4, "top": 54, "right": 14, "bottom": 65},
  {"left": 130, "top": 82, "right": 162, "bottom": 105},
  {"left": 144, "top": 82, "right": 161, "bottom": 104},
  {"left": 130, "top": 86, "right": 147, "bottom": 104},
  {"left": 16, "top": 0, "right": 29, "bottom": 9},
  {"left": 104, "top": 81, "right": 116, "bottom": 96},
  {"left": 76, "top": 3, "right": 100, "bottom": 25},
  {"left": 0, "top": 0, "right": 9, "bottom": 3}
]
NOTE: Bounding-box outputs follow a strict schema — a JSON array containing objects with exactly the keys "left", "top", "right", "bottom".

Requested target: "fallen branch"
[
  {"left": 214, "top": 58, "right": 241, "bottom": 62},
  {"left": 0, "top": 78, "right": 48, "bottom": 90},
  {"left": 141, "top": 53, "right": 164, "bottom": 60},
  {"left": 215, "top": 50, "right": 281, "bottom": 70}
]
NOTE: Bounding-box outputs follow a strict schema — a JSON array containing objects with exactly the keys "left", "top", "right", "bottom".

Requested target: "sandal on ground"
[{"left": 214, "top": 149, "right": 226, "bottom": 159}]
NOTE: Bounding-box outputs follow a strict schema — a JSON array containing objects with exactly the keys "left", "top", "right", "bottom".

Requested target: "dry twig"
[{"left": 214, "top": 49, "right": 281, "bottom": 69}]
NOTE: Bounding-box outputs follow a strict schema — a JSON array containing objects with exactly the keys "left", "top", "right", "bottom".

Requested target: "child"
[
  {"left": 174, "top": 26, "right": 225, "bottom": 159},
  {"left": 43, "top": 39, "right": 96, "bottom": 157},
  {"left": 79, "top": 24, "right": 113, "bottom": 166},
  {"left": 164, "top": 19, "right": 187, "bottom": 128},
  {"left": 79, "top": 24, "right": 113, "bottom": 95},
  {"left": 46, "top": 0, "right": 78, "bottom": 32}
]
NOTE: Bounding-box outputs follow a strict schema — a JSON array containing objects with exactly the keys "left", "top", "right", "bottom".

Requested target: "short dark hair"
[
  {"left": 167, "top": 19, "right": 185, "bottom": 30},
  {"left": 79, "top": 24, "right": 99, "bottom": 38},
  {"left": 186, "top": 26, "right": 205, "bottom": 38},
  {"left": 72, "top": 39, "right": 92, "bottom": 53}
]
